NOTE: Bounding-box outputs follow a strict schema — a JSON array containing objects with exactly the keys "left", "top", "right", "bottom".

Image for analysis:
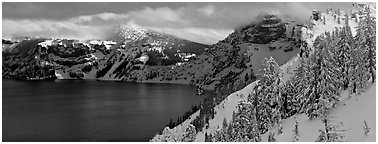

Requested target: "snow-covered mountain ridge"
[
  {"left": 151, "top": 3, "right": 376, "bottom": 142},
  {"left": 2, "top": 24, "right": 209, "bottom": 82},
  {"left": 3, "top": 12, "right": 303, "bottom": 91}
]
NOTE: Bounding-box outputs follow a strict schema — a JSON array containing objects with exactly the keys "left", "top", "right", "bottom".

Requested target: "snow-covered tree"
[
  {"left": 333, "top": 26, "right": 354, "bottom": 90},
  {"left": 281, "top": 76, "right": 302, "bottom": 118},
  {"left": 345, "top": 13, "right": 349, "bottom": 26},
  {"left": 234, "top": 100, "right": 261, "bottom": 141},
  {"left": 316, "top": 118, "right": 345, "bottom": 142},
  {"left": 302, "top": 35, "right": 341, "bottom": 119},
  {"left": 293, "top": 119, "right": 299, "bottom": 142},
  {"left": 268, "top": 131, "right": 276, "bottom": 142},
  {"left": 213, "top": 100, "right": 261, "bottom": 142},
  {"left": 182, "top": 124, "right": 197, "bottom": 142},
  {"left": 252, "top": 57, "right": 283, "bottom": 132},
  {"left": 337, "top": 17, "right": 341, "bottom": 24},
  {"left": 363, "top": 120, "right": 371, "bottom": 135},
  {"left": 278, "top": 121, "right": 283, "bottom": 135},
  {"left": 354, "top": 3, "right": 376, "bottom": 83},
  {"left": 348, "top": 43, "right": 369, "bottom": 95}
]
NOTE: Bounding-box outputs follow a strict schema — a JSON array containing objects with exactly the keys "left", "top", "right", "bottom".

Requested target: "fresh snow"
[
  {"left": 38, "top": 39, "right": 54, "bottom": 48},
  {"left": 150, "top": 9, "right": 369, "bottom": 142},
  {"left": 260, "top": 82, "right": 376, "bottom": 142}
]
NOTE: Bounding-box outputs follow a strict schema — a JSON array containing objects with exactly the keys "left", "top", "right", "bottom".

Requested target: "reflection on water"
[{"left": 2, "top": 79, "right": 207, "bottom": 142}]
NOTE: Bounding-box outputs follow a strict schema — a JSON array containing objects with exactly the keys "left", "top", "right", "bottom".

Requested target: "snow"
[
  {"left": 103, "top": 41, "right": 116, "bottom": 50},
  {"left": 150, "top": 110, "right": 201, "bottom": 141},
  {"left": 150, "top": 8, "right": 367, "bottom": 142},
  {"left": 89, "top": 40, "right": 102, "bottom": 45},
  {"left": 54, "top": 69, "right": 74, "bottom": 79},
  {"left": 38, "top": 39, "right": 54, "bottom": 48},
  {"left": 137, "top": 55, "right": 149, "bottom": 63},
  {"left": 196, "top": 81, "right": 258, "bottom": 141},
  {"left": 260, "top": 82, "right": 376, "bottom": 142},
  {"left": 54, "top": 71, "right": 64, "bottom": 79},
  {"left": 245, "top": 40, "right": 300, "bottom": 74}
]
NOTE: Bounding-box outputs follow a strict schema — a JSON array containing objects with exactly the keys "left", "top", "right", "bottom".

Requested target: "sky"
[{"left": 2, "top": 2, "right": 354, "bottom": 44}]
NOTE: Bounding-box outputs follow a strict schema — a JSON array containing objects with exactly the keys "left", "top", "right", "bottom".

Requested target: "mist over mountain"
[
  {"left": 3, "top": 2, "right": 354, "bottom": 44},
  {"left": 3, "top": 2, "right": 375, "bottom": 143}
]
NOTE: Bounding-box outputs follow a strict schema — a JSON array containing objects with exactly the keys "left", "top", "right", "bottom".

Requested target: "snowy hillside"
[
  {"left": 260, "top": 82, "right": 376, "bottom": 142},
  {"left": 2, "top": 24, "right": 209, "bottom": 82},
  {"left": 150, "top": 3, "right": 375, "bottom": 142}
]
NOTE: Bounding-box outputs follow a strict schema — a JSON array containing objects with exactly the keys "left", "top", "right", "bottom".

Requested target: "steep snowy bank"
[{"left": 260, "top": 82, "right": 376, "bottom": 142}]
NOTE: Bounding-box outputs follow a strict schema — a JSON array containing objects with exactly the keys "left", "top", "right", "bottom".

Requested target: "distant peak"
[{"left": 113, "top": 23, "right": 150, "bottom": 42}]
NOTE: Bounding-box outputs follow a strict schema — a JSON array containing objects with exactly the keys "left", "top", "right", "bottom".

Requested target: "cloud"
[
  {"left": 197, "top": 5, "right": 215, "bottom": 17},
  {"left": 2, "top": 3, "right": 355, "bottom": 44},
  {"left": 152, "top": 27, "right": 232, "bottom": 44},
  {"left": 73, "top": 12, "right": 129, "bottom": 24},
  {"left": 128, "top": 6, "right": 187, "bottom": 25},
  {"left": 3, "top": 5, "right": 230, "bottom": 44},
  {"left": 2, "top": 19, "right": 113, "bottom": 41}
]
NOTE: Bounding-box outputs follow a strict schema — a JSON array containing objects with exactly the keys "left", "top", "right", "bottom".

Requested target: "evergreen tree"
[
  {"left": 334, "top": 26, "right": 354, "bottom": 90},
  {"left": 355, "top": 3, "right": 376, "bottom": 83},
  {"left": 363, "top": 120, "right": 371, "bottom": 135},
  {"left": 337, "top": 17, "right": 341, "bottom": 24},
  {"left": 348, "top": 44, "right": 369, "bottom": 95},
  {"left": 233, "top": 100, "right": 261, "bottom": 141},
  {"left": 182, "top": 124, "right": 197, "bottom": 142},
  {"left": 268, "top": 131, "right": 276, "bottom": 142},
  {"left": 253, "top": 57, "right": 283, "bottom": 133},
  {"left": 316, "top": 118, "right": 345, "bottom": 142},
  {"left": 303, "top": 35, "right": 341, "bottom": 119},
  {"left": 222, "top": 118, "right": 228, "bottom": 129},
  {"left": 213, "top": 100, "right": 261, "bottom": 142},
  {"left": 293, "top": 119, "right": 299, "bottom": 141},
  {"left": 345, "top": 13, "right": 349, "bottom": 26}
]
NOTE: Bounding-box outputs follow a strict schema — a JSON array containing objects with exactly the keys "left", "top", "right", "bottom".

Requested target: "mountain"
[
  {"left": 151, "top": 3, "right": 375, "bottom": 142},
  {"left": 3, "top": 14, "right": 302, "bottom": 90},
  {"left": 3, "top": 12, "right": 306, "bottom": 140},
  {"left": 2, "top": 24, "right": 209, "bottom": 81}
]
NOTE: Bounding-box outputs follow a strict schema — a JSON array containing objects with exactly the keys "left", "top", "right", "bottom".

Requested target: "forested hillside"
[{"left": 151, "top": 2, "right": 376, "bottom": 142}]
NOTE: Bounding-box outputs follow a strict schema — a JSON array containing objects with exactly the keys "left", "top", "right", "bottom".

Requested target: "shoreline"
[{"left": 3, "top": 77, "right": 216, "bottom": 91}]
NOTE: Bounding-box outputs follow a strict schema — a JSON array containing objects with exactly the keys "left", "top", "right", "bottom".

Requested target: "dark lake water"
[{"left": 2, "top": 79, "right": 207, "bottom": 142}]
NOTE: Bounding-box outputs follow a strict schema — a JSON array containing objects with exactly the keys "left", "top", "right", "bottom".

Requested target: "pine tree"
[
  {"left": 268, "top": 131, "right": 276, "bottom": 142},
  {"left": 213, "top": 99, "right": 261, "bottom": 142},
  {"left": 294, "top": 58, "right": 313, "bottom": 115},
  {"left": 337, "top": 17, "right": 341, "bottom": 24},
  {"left": 182, "top": 124, "right": 197, "bottom": 142},
  {"left": 316, "top": 118, "right": 345, "bottom": 142},
  {"left": 303, "top": 35, "right": 341, "bottom": 119},
  {"left": 282, "top": 77, "right": 301, "bottom": 117},
  {"left": 293, "top": 119, "right": 299, "bottom": 141},
  {"left": 234, "top": 100, "right": 261, "bottom": 141},
  {"left": 334, "top": 26, "right": 354, "bottom": 90},
  {"left": 253, "top": 57, "right": 283, "bottom": 133},
  {"left": 222, "top": 118, "right": 228, "bottom": 129},
  {"left": 278, "top": 121, "right": 283, "bottom": 135},
  {"left": 355, "top": 3, "right": 376, "bottom": 83},
  {"left": 348, "top": 42, "right": 369, "bottom": 95},
  {"left": 363, "top": 120, "right": 371, "bottom": 135}
]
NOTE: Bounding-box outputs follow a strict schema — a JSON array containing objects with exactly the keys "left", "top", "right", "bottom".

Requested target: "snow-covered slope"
[
  {"left": 2, "top": 24, "right": 209, "bottom": 81},
  {"left": 150, "top": 7, "right": 367, "bottom": 142},
  {"left": 260, "top": 82, "right": 376, "bottom": 142}
]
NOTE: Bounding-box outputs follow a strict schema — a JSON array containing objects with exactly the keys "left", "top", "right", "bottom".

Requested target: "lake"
[{"left": 2, "top": 79, "right": 207, "bottom": 142}]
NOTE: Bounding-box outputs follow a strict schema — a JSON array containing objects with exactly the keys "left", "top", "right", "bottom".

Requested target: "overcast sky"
[{"left": 2, "top": 2, "right": 354, "bottom": 44}]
